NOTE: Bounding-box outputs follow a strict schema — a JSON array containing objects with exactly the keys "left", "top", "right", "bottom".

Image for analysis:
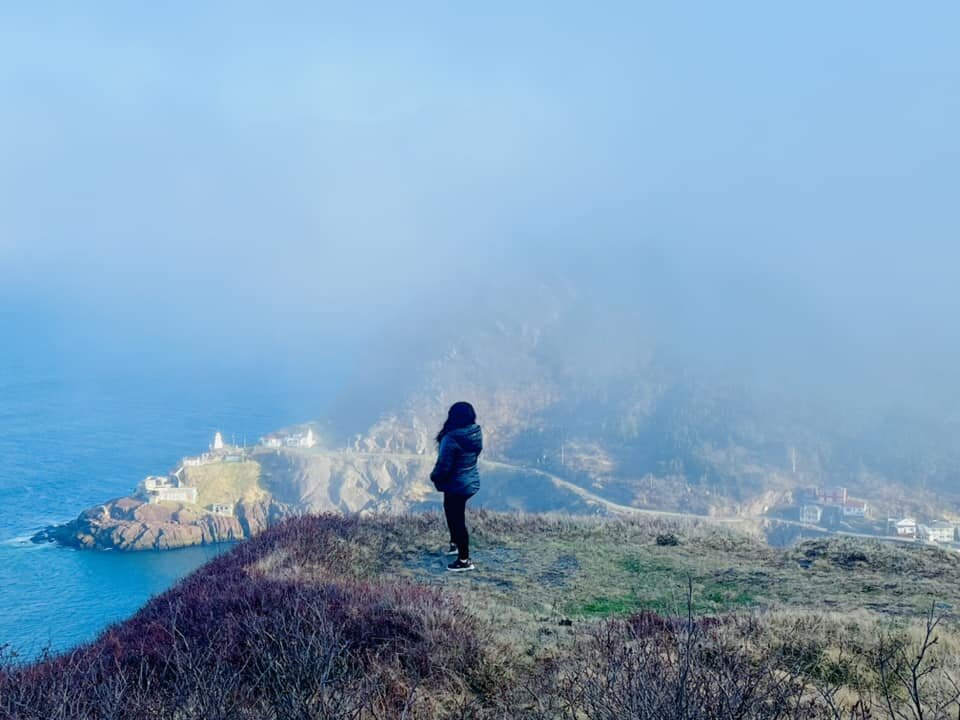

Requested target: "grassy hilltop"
[
  {"left": 182, "top": 460, "right": 266, "bottom": 508},
  {"left": 34, "top": 460, "right": 286, "bottom": 551},
  {"left": 5, "top": 513, "right": 960, "bottom": 719}
]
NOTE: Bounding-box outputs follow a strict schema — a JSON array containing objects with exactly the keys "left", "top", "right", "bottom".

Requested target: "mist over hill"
[
  {"left": 323, "top": 274, "right": 960, "bottom": 519},
  {"left": 35, "top": 267, "right": 960, "bottom": 554}
]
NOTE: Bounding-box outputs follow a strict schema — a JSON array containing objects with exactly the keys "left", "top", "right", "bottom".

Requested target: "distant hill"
[{"left": 325, "top": 284, "right": 960, "bottom": 521}]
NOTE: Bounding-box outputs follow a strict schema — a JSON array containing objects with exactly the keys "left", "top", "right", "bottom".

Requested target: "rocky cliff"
[{"left": 34, "top": 496, "right": 291, "bottom": 551}]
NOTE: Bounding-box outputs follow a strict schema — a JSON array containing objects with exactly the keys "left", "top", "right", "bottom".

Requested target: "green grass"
[
  {"left": 575, "top": 556, "right": 758, "bottom": 617},
  {"left": 250, "top": 511, "right": 960, "bottom": 653},
  {"left": 183, "top": 461, "right": 265, "bottom": 507},
  {"left": 580, "top": 596, "right": 646, "bottom": 615}
]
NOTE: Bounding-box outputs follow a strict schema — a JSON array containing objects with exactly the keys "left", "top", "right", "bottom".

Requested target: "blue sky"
[{"left": 1, "top": 2, "right": 958, "bottom": 393}]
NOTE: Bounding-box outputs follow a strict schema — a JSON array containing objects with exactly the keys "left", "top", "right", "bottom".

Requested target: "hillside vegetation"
[
  {"left": 184, "top": 460, "right": 266, "bottom": 507},
  {"left": 5, "top": 513, "right": 960, "bottom": 719}
]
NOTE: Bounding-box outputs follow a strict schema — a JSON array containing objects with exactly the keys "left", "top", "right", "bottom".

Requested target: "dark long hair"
[{"left": 436, "top": 401, "right": 477, "bottom": 444}]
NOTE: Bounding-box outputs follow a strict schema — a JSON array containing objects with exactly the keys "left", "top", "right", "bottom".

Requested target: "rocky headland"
[
  {"left": 31, "top": 437, "right": 297, "bottom": 551},
  {"left": 32, "top": 495, "right": 291, "bottom": 551}
]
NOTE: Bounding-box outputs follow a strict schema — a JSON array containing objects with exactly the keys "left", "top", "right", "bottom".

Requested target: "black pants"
[{"left": 443, "top": 492, "right": 473, "bottom": 561}]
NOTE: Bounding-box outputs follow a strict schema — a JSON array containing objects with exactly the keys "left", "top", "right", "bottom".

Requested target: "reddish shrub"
[{"left": 0, "top": 515, "right": 487, "bottom": 719}]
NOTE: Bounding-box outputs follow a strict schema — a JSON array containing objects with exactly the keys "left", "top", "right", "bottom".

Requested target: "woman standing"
[{"left": 430, "top": 401, "right": 482, "bottom": 572}]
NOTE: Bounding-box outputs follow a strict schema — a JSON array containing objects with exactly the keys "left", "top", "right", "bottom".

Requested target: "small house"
[
  {"left": 920, "top": 522, "right": 955, "bottom": 544},
  {"left": 140, "top": 475, "right": 173, "bottom": 493},
  {"left": 263, "top": 428, "right": 318, "bottom": 449},
  {"left": 842, "top": 500, "right": 867, "bottom": 518},
  {"left": 894, "top": 518, "right": 917, "bottom": 537}
]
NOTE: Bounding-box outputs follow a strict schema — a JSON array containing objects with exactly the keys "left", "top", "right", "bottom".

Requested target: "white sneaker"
[{"left": 446, "top": 543, "right": 459, "bottom": 555}]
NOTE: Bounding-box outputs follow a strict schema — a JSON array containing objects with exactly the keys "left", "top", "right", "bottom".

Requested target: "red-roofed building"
[
  {"left": 842, "top": 500, "right": 867, "bottom": 518},
  {"left": 815, "top": 487, "right": 848, "bottom": 506}
]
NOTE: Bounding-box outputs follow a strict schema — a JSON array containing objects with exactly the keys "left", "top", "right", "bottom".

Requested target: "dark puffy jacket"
[{"left": 430, "top": 424, "right": 482, "bottom": 495}]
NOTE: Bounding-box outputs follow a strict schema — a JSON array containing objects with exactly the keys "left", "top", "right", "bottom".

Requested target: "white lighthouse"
[{"left": 212, "top": 431, "right": 224, "bottom": 451}]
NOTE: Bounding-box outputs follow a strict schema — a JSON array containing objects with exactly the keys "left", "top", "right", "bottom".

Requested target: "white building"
[
  {"left": 261, "top": 427, "right": 317, "bottom": 449},
  {"left": 212, "top": 432, "right": 224, "bottom": 451},
  {"left": 209, "top": 502, "right": 234, "bottom": 516},
  {"left": 920, "top": 522, "right": 955, "bottom": 544},
  {"left": 139, "top": 475, "right": 173, "bottom": 493},
  {"left": 894, "top": 518, "right": 917, "bottom": 537},
  {"left": 138, "top": 474, "right": 199, "bottom": 505}
]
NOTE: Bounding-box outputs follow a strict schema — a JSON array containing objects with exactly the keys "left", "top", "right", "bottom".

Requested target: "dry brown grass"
[
  {"left": 183, "top": 460, "right": 265, "bottom": 507},
  {"left": 5, "top": 512, "right": 960, "bottom": 719}
]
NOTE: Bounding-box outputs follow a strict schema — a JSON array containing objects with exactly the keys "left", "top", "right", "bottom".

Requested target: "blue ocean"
[{"left": 0, "top": 349, "right": 340, "bottom": 660}]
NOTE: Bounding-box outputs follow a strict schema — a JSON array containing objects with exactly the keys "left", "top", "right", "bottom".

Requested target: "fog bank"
[{"left": 2, "top": 3, "right": 958, "bottom": 413}]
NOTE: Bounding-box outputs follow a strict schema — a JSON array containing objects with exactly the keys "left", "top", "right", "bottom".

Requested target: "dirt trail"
[
  {"left": 480, "top": 459, "right": 731, "bottom": 521},
  {"left": 336, "top": 450, "right": 905, "bottom": 543},
  {"left": 341, "top": 450, "right": 765, "bottom": 525}
]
